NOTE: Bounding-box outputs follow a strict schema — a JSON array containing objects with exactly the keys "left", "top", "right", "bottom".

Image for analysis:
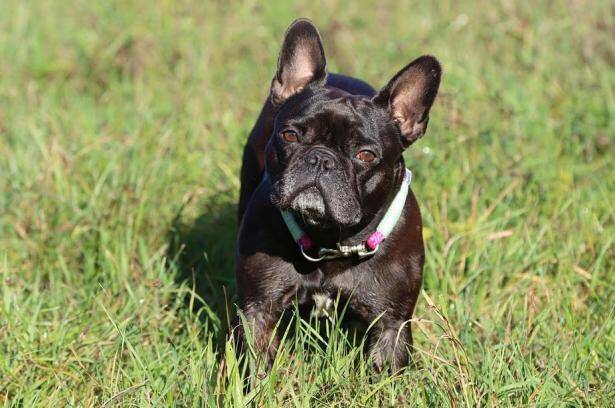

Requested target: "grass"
[{"left": 0, "top": 0, "right": 613, "bottom": 406}]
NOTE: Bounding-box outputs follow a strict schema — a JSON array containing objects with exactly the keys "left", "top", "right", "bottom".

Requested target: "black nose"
[{"left": 306, "top": 150, "right": 336, "bottom": 171}]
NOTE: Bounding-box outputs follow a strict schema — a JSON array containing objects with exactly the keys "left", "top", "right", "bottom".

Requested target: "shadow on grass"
[{"left": 166, "top": 195, "right": 238, "bottom": 347}]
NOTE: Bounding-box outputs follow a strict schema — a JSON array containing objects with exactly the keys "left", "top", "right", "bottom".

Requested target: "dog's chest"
[
  {"left": 295, "top": 265, "right": 364, "bottom": 315},
  {"left": 311, "top": 293, "right": 334, "bottom": 317}
]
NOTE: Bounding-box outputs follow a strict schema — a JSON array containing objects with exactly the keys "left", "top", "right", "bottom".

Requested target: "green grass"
[{"left": 1, "top": 0, "right": 613, "bottom": 406}]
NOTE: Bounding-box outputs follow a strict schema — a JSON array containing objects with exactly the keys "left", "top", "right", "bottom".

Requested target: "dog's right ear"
[{"left": 270, "top": 19, "right": 327, "bottom": 106}]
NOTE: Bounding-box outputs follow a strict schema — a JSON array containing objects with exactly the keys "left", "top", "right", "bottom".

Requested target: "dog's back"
[{"left": 326, "top": 73, "right": 376, "bottom": 98}]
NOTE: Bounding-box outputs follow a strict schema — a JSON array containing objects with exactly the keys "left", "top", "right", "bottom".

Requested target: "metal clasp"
[{"left": 300, "top": 242, "right": 379, "bottom": 262}]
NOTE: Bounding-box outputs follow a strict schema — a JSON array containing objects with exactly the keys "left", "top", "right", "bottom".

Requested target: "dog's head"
[{"left": 267, "top": 19, "right": 441, "bottom": 229}]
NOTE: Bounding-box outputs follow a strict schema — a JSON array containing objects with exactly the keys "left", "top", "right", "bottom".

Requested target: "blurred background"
[{"left": 0, "top": 0, "right": 613, "bottom": 405}]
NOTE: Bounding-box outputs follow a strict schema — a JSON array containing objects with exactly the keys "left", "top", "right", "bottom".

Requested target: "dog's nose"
[
  {"left": 321, "top": 156, "right": 335, "bottom": 170},
  {"left": 306, "top": 150, "right": 336, "bottom": 171}
]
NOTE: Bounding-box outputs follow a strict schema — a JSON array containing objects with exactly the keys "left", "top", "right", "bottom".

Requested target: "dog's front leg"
[
  {"left": 235, "top": 300, "right": 283, "bottom": 366},
  {"left": 234, "top": 253, "right": 299, "bottom": 369},
  {"left": 368, "top": 319, "right": 413, "bottom": 371}
]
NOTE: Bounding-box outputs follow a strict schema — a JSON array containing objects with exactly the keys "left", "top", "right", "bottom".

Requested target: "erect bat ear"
[
  {"left": 270, "top": 19, "right": 327, "bottom": 106},
  {"left": 373, "top": 55, "right": 442, "bottom": 147}
]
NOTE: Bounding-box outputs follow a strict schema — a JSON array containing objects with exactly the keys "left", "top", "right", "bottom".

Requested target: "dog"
[{"left": 235, "top": 19, "right": 441, "bottom": 370}]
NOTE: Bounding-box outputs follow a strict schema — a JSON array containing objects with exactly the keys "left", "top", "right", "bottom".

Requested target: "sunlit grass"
[{"left": 0, "top": 0, "right": 613, "bottom": 406}]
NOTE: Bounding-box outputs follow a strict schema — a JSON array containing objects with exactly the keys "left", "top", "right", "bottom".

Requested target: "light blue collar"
[{"left": 281, "top": 168, "right": 412, "bottom": 262}]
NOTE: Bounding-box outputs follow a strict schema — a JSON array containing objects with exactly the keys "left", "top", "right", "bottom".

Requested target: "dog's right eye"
[
  {"left": 356, "top": 149, "right": 376, "bottom": 163},
  {"left": 281, "top": 130, "right": 298, "bottom": 142}
]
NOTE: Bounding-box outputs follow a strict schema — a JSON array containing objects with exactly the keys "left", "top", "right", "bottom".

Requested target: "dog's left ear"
[
  {"left": 270, "top": 19, "right": 327, "bottom": 106},
  {"left": 374, "top": 55, "right": 441, "bottom": 147}
]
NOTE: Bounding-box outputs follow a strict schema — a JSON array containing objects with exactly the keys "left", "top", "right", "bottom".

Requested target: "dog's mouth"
[
  {"left": 289, "top": 186, "right": 327, "bottom": 226},
  {"left": 272, "top": 183, "right": 327, "bottom": 226},
  {"left": 272, "top": 182, "right": 360, "bottom": 228}
]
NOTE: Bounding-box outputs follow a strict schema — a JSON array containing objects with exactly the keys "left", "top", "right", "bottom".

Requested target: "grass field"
[{"left": 1, "top": 0, "right": 613, "bottom": 406}]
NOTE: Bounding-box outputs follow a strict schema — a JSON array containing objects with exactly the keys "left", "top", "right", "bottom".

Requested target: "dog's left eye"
[
  {"left": 281, "top": 130, "right": 298, "bottom": 142},
  {"left": 356, "top": 150, "right": 376, "bottom": 163}
]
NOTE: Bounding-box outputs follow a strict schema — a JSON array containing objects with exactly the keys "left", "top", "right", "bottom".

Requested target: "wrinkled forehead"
[{"left": 277, "top": 88, "right": 384, "bottom": 141}]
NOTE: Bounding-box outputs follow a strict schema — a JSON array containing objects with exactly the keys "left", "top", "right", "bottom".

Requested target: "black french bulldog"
[{"left": 235, "top": 19, "right": 441, "bottom": 370}]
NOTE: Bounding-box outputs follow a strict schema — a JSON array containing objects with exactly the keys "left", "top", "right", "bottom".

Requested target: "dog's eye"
[
  {"left": 356, "top": 150, "right": 376, "bottom": 163},
  {"left": 281, "top": 130, "right": 298, "bottom": 142}
]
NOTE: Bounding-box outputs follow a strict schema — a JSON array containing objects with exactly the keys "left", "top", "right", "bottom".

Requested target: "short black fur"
[{"left": 235, "top": 18, "right": 441, "bottom": 371}]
